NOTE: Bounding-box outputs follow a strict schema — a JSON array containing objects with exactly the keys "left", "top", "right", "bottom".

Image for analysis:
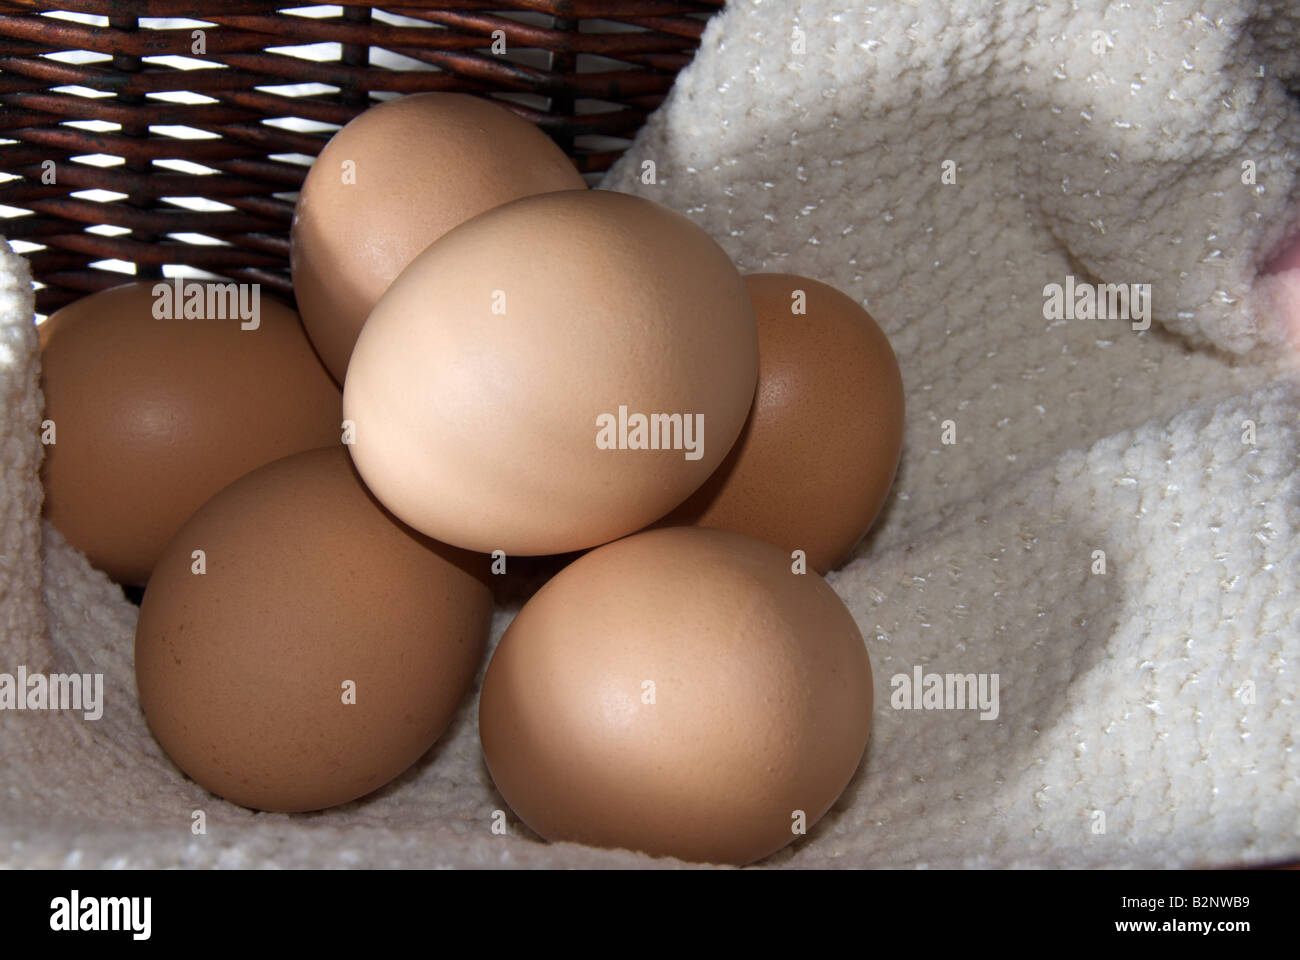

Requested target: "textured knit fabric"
[{"left": 2, "top": 0, "right": 1298, "bottom": 868}]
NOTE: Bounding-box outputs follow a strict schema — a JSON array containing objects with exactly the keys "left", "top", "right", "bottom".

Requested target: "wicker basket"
[{"left": 0, "top": 1, "right": 721, "bottom": 316}]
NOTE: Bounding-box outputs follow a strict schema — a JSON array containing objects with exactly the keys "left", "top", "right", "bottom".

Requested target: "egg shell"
[
  {"left": 666, "top": 273, "right": 904, "bottom": 573},
  {"left": 134, "top": 445, "right": 493, "bottom": 813},
  {"left": 38, "top": 282, "right": 341, "bottom": 586},
  {"left": 344, "top": 189, "right": 760, "bottom": 556},
  {"left": 290, "top": 92, "right": 588, "bottom": 383},
  {"left": 478, "top": 526, "right": 873, "bottom": 865}
]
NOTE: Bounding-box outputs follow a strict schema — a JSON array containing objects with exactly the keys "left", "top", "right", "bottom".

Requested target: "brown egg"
[
  {"left": 344, "top": 189, "right": 759, "bottom": 556},
  {"left": 291, "top": 92, "right": 587, "bottom": 383},
  {"left": 665, "top": 273, "right": 904, "bottom": 573},
  {"left": 479, "top": 526, "right": 873, "bottom": 865},
  {"left": 135, "top": 446, "right": 492, "bottom": 813},
  {"left": 39, "top": 281, "right": 341, "bottom": 586}
]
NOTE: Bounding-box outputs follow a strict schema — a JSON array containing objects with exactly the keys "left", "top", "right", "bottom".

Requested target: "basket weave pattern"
[{"left": 0, "top": 1, "right": 720, "bottom": 314}]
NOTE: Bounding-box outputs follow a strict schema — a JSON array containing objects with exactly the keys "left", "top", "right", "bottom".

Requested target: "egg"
[
  {"left": 135, "top": 445, "right": 492, "bottom": 812},
  {"left": 290, "top": 92, "right": 588, "bottom": 383},
  {"left": 344, "top": 189, "right": 759, "bottom": 556},
  {"left": 478, "top": 526, "right": 873, "bottom": 865},
  {"left": 39, "top": 281, "right": 341, "bottom": 586},
  {"left": 665, "top": 273, "right": 904, "bottom": 572}
]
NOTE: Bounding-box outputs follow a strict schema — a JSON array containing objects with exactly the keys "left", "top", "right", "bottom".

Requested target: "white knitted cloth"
[{"left": 2, "top": 0, "right": 1298, "bottom": 868}]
